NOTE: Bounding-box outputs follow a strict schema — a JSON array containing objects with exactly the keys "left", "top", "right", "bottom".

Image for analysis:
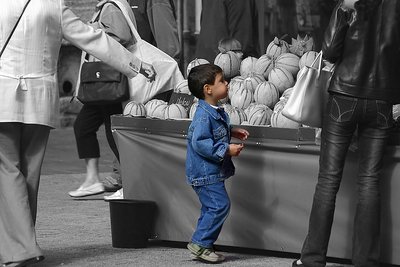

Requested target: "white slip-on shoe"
[
  {"left": 68, "top": 182, "right": 105, "bottom": 198},
  {"left": 104, "top": 188, "right": 124, "bottom": 201}
]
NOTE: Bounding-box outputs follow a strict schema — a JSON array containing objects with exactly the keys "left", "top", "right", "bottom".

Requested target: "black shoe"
[
  {"left": 3, "top": 256, "right": 45, "bottom": 267},
  {"left": 292, "top": 259, "right": 304, "bottom": 267}
]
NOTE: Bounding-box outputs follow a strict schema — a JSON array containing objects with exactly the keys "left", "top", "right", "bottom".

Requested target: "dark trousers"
[
  {"left": 300, "top": 94, "right": 393, "bottom": 267},
  {"left": 74, "top": 103, "right": 122, "bottom": 160}
]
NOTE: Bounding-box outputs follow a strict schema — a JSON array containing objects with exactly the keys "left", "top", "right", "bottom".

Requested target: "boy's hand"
[
  {"left": 231, "top": 128, "right": 249, "bottom": 141},
  {"left": 228, "top": 143, "right": 244, "bottom": 157}
]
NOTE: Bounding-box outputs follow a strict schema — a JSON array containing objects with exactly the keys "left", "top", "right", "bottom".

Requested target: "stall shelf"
[{"left": 112, "top": 115, "right": 400, "bottom": 265}]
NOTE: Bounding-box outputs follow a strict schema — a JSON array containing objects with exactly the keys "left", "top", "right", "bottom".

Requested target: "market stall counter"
[{"left": 112, "top": 115, "right": 400, "bottom": 265}]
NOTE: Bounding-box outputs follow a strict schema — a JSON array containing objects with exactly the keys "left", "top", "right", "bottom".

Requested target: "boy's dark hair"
[{"left": 187, "top": 64, "right": 223, "bottom": 100}]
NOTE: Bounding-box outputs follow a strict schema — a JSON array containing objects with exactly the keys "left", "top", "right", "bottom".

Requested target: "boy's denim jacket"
[{"left": 186, "top": 99, "right": 235, "bottom": 186}]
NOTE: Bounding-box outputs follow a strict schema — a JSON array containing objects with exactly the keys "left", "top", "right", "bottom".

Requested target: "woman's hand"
[{"left": 140, "top": 62, "right": 156, "bottom": 81}]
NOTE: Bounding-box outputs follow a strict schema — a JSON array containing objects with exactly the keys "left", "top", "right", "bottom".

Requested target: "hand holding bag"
[
  {"left": 77, "top": 59, "right": 130, "bottom": 105},
  {"left": 281, "top": 51, "right": 334, "bottom": 128},
  {"left": 110, "top": 0, "right": 185, "bottom": 103}
]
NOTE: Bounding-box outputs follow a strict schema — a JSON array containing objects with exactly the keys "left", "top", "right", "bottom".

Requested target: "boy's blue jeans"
[{"left": 191, "top": 181, "right": 230, "bottom": 248}]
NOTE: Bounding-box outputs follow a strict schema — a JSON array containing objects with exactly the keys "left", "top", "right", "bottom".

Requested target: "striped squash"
[
  {"left": 187, "top": 58, "right": 209, "bottom": 77},
  {"left": 248, "top": 104, "right": 273, "bottom": 126},
  {"left": 254, "top": 81, "right": 279, "bottom": 109},
  {"left": 268, "top": 67, "right": 295, "bottom": 94},
  {"left": 214, "top": 51, "right": 241, "bottom": 79},
  {"left": 164, "top": 103, "right": 188, "bottom": 119},
  {"left": 145, "top": 100, "right": 167, "bottom": 119},
  {"left": 174, "top": 79, "right": 190, "bottom": 95},
  {"left": 230, "top": 87, "right": 254, "bottom": 109},
  {"left": 299, "top": 51, "right": 318, "bottom": 69},
  {"left": 242, "top": 73, "right": 265, "bottom": 93},
  {"left": 123, "top": 101, "right": 146, "bottom": 117},
  {"left": 266, "top": 37, "right": 290, "bottom": 59},
  {"left": 228, "top": 76, "right": 244, "bottom": 99},
  {"left": 255, "top": 54, "right": 275, "bottom": 79},
  {"left": 275, "top": 53, "right": 300, "bottom": 76},
  {"left": 226, "top": 107, "right": 247, "bottom": 125},
  {"left": 240, "top": 56, "right": 258, "bottom": 77},
  {"left": 189, "top": 102, "right": 199, "bottom": 119}
]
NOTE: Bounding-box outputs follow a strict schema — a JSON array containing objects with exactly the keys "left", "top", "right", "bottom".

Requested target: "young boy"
[{"left": 186, "top": 64, "right": 249, "bottom": 263}]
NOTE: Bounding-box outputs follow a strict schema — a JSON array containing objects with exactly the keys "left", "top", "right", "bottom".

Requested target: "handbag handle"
[
  {"left": 0, "top": 0, "right": 31, "bottom": 58},
  {"left": 310, "top": 51, "right": 323, "bottom": 78}
]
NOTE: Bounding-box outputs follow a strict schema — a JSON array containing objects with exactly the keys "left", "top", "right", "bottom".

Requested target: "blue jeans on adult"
[
  {"left": 301, "top": 93, "right": 393, "bottom": 267},
  {"left": 191, "top": 181, "right": 230, "bottom": 248}
]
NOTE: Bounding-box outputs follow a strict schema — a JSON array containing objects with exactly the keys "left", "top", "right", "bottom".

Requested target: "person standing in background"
[
  {"left": 293, "top": 0, "right": 400, "bottom": 266},
  {"left": 103, "top": 0, "right": 182, "bottom": 199},
  {"left": 0, "top": 1, "right": 155, "bottom": 266},
  {"left": 69, "top": 0, "right": 140, "bottom": 198},
  {"left": 195, "top": 0, "right": 260, "bottom": 63}
]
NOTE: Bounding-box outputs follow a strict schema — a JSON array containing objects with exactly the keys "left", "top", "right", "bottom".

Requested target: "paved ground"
[{"left": 32, "top": 126, "right": 355, "bottom": 267}]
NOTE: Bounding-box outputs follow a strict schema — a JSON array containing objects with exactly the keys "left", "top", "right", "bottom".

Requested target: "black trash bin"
[{"left": 109, "top": 199, "right": 157, "bottom": 248}]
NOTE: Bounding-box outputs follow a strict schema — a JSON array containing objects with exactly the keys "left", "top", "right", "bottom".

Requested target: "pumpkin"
[
  {"left": 226, "top": 107, "right": 247, "bottom": 125},
  {"left": 275, "top": 53, "right": 300, "bottom": 76},
  {"left": 289, "top": 34, "right": 314, "bottom": 57},
  {"left": 254, "top": 81, "right": 279, "bottom": 109},
  {"left": 299, "top": 51, "right": 318, "bottom": 69},
  {"left": 230, "top": 87, "right": 254, "bottom": 109},
  {"left": 242, "top": 73, "right": 265, "bottom": 93},
  {"left": 164, "top": 103, "right": 188, "bottom": 119},
  {"left": 248, "top": 104, "right": 273, "bottom": 126},
  {"left": 254, "top": 54, "right": 275, "bottom": 79},
  {"left": 174, "top": 79, "right": 190, "bottom": 94},
  {"left": 187, "top": 58, "right": 209, "bottom": 77},
  {"left": 268, "top": 67, "right": 295, "bottom": 94},
  {"left": 240, "top": 56, "right": 258, "bottom": 77},
  {"left": 123, "top": 101, "right": 146, "bottom": 117},
  {"left": 266, "top": 37, "right": 290, "bottom": 59},
  {"left": 214, "top": 51, "right": 241, "bottom": 79}
]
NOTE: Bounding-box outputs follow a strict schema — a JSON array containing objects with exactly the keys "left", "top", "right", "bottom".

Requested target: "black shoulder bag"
[{"left": 77, "top": 2, "right": 130, "bottom": 105}]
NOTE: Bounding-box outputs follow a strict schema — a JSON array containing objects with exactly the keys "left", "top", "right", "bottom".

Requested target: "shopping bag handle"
[{"left": 310, "top": 51, "right": 323, "bottom": 78}]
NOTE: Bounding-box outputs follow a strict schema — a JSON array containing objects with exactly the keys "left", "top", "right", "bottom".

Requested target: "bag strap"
[
  {"left": 0, "top": 0, "right": 32, "bottom": 58},
  {"left": 107, "top": 0, "right": 142, "bottom": 42},
  {"left": 310, "top": 51, "right": 323, "bottom": 77}
]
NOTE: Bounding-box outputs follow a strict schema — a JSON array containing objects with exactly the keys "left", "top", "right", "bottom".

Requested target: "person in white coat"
[{"left": 0, "top": 1, "right": 155, "bottom": 266}]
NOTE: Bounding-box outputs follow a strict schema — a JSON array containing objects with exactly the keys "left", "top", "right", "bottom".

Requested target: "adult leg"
[
  {"left": 72, "top": 105, "right": 104, "bottom": 190},
  {"left": 0, "top": 123, "right": 45, "bottom": 263},
  {"left": 20, "top": 124, "right": 51, "bottom": 223},
  {"left": 352, "top": 100, "right": 392, "bottom": 267},
  {"left": 301, "top": 94, "right": 358, "bottom": 267},
  {"left": 102, "top": 103, "right": 123, "bottom": 160}
]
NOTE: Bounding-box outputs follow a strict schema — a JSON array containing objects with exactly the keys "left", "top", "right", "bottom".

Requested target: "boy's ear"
[{"left": 203, "top": 84, "right": 212, "bottom": 95}]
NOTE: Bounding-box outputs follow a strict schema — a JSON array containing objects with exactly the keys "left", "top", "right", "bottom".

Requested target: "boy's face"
[{"left": 206, "top": 73, "right": 228, "bottom": 103}]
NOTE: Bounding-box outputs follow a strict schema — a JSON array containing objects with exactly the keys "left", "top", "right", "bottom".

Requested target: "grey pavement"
[{"left": 33, "top": 126, "right": 353, "bottom": 267}]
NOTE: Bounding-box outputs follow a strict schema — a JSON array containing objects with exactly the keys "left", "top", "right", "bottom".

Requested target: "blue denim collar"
[{"left": 198, "top": 99, "right": 223, "bottom": 120}]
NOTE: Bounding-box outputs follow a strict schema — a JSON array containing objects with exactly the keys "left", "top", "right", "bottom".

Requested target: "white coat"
[{"left": 0, "top": 0, "right": 142, "bottom": 128}]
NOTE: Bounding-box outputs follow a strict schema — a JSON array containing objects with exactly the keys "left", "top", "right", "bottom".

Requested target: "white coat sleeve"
[{"left": 60, "top": 3, "right": 141, "bottom": 78}]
